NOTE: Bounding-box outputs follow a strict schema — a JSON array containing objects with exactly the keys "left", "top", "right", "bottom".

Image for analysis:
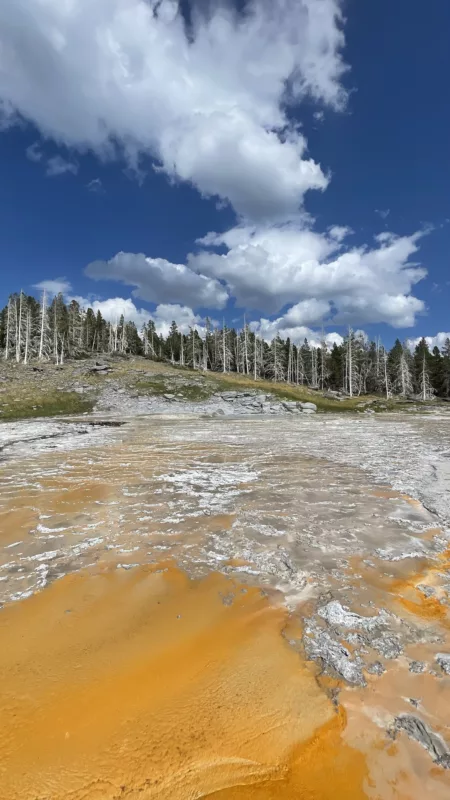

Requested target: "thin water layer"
[{"left": 0, "top": 412, "right": 449, "bottom": 798}]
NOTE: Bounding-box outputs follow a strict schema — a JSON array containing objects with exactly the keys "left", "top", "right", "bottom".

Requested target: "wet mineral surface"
[{"left": 1, "top": 412, "right": 449, "bottom": 798}]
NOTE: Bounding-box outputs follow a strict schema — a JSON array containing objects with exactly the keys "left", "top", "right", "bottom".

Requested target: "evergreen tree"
[
  {"left": 327, "top": 343, "right": 343, "bottom": 390},
  {"left": 441, "top": 338, "right": 450, "bottom": 397},
  {"left": 414, "top": 338, "right": 434, "bottom": 399}
]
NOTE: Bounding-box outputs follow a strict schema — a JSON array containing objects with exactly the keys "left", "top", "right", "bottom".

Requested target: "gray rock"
[
  {"left": 409, "top": 660, "right": 426, "bottom": 674},
  {"left": 435, "top": 653, "right": 450, "bottom": 675},
  {"left": 282, "top": 401, "right": 299, "bottom": 412},
  {"left": 89, "top": 364, "right": 111, "bottom": 374},
  {"left": 393, "top": 715, "right": 450, "bottom": 768},
  {"left": 298, "top": 402, "right": 317, "bottom": 412},
  {"left": 371, "top": 633, "right": 402, "bottom": 659},
  {"left": 269, "top": 403, "right": 283, "bottom": 414},
  {"left": 318, "top": 600, "right": 384, "bottom": 631},
  {"left": 367, "top": 661, "right": 386, "bottom": 675},
  {"left": 304, "top": 628, "right": 365, "bottom": 686},
  {"left": 417, "top": 584, "right": 436, "bottom": 598},
  {"left": 301, "top": 408, "right": 317, "bottom": 415}
]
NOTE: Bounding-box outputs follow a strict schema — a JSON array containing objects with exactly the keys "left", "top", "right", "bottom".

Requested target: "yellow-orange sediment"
[{"left": 0, "top": 564, "right": 368, "bottom": 800}]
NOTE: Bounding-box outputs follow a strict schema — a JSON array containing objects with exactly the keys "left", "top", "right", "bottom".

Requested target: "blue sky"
[{"left": 0, "top": 0, "right": 449, "bottom": 346}]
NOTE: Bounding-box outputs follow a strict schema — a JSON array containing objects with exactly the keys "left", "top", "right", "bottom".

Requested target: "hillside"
[{"left": 0, "top": 355, "right": 436, "bottom": 422}]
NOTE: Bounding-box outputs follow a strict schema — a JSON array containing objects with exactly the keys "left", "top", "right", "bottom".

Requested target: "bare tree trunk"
[
  {"left": 24, "top": 309, "right": 31, "bottom": 365},
  {"left": 38, "top": 291, "right": 47, "bottom": 361},
  {"left": 287, "top": 342, "right": 292, "bottom": 383},
  {"left": 15, "top": 291, "right": 23, "bottom": 363},
  {"left": 59, "top": 334, "right": 65, "bottom": 365},
  {"left": 4, "top": 299, "right": 11, "bottom": 360},
  {"left": 53, "top": 302, "right": 59, "bottom": 364},
  {"left": 383, "top": 352, "right": 390, "bottom": 399},
  {"left": 222, "top": 323, "right": 227, "bottom": 373},
  {"left": 311, "top": 347, "right": 318, "bottom": 388},
  {"left": 243, "top": 319, "right": 249, "bottom": 375},
  {"left": 180, "top": 335, "right": 184, "bottom": 366},
  {"left": 347, "top": 328, "right": 353, "bottom": 397},
  {"left": 253, "top": 335, "right": 258, "bottom": 380}
]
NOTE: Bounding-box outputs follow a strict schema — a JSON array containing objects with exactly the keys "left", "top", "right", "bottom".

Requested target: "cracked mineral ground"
[{"left": 1, "top": 411, "right": 450, "bottom": 799}]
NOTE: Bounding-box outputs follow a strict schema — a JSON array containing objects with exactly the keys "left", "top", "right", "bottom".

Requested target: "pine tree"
[
  {"left": 414, "top": 338, "right": 434, "bottom": 399},
  {"left": 267, "top": 334, "right": 286, "bottom": 382},
  {"left": 328, "top": 343, "right": 343, "bottom": 390},
  {"left": 441, "top": 338, "right": 450, "bottom": 397},
  {"left": 430, "top": 346, "right": 444, "bottom": 396}
]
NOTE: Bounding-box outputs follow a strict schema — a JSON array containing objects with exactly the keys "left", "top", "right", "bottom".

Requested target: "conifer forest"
[{"left": 1, "top": 290, "right": 449, "bottom": 400}]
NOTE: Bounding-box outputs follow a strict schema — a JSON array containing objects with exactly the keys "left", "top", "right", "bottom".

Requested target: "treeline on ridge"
[{"left": 1, "top": 290, "right": 449, "bottom": 400}]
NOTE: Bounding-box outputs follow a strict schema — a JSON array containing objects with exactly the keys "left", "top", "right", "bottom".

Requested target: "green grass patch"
[
  {"left": 0, "top": 391, "right": 95, "bottom": 422},
  {"left": 135, "top": 376, "right": 216, "bottom": 401},
  {"left": 134, "top": 367, "right": 378, "bottom": 412},
  {"left": 199, "top": 371, "right": 367, "bottom": 412}
]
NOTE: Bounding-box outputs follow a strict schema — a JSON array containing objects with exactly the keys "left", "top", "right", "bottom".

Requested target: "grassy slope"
[
  {"left": 132, "top": 361, "right": 392, "bottom": 412},
  {"left": 0, "top": 356, "right": 431, "bottom": 421},
  {"left": 0, "top": 391, "right": 94, "bottom": 422}
]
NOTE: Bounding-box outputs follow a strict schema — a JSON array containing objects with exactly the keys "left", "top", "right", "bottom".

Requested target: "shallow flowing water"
[{"left": 1, "top": 412, "right": 450, "bottom": 798}]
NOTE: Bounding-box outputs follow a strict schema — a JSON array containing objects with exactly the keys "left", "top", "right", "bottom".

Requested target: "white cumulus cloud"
[
  {"left": 33, "top": 277, "right": 73, "bottom": 296},
  {"left": 0, "top": 0, "right": 347, "bottom": 221},
  {"left": 407, "top": 332, "right": 450, "bottom": 352},
  {"left": 2, "top": 1, "right": 432, "bottom": 333},
  {"left": 190, "top": 224, "right": 427, "bottom": 325},
  {"left": 147, "top": 303, "right": 205, "bottom": 337},
  {"left": 250, "top": 316, "right": 343, "bottom": 348},
  {"left": 69, "top": 295, "right": 205, "bottom": 336},
  {"left": 46, "top": 155, "right": 78, "bottom": 177},
  {"left": 85, "top": 251, "right": 228, "bottom": 309}
]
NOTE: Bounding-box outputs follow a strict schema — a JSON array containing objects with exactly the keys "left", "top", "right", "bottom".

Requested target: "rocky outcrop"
[
  {"left": 435, "top": 653, "right": 450, "bottom": 675},
  {"left": 96, "top": 385, "right": 319, "bottom": 418},
  {"left": 216, "top": 391, "right": 317, "bottom": 416},
  {"left": 392, "top": 715, "right": 450, "bottom": 768}
]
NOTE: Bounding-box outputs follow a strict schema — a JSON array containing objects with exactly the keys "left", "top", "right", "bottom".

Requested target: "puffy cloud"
[
  {"left": 26, "top": 142, "right": 42, "bottom": 162},
  {"left": 46, "top": 155, "right": 78, "bottom": 177},
  {"left": 190, "top": 224, "right": 428, "bottom": 325},
  {"left": 407, "top": 333, "right": 450, "bottom": 352},
  {"left": 84, "top": 297, "right": 150, "bottom": 328},
  {"left": 251, "top": 315, "right": 343, "bottom": 348},
  {"left": 87, "top": 178, "right": 104, "bottom": 194},
  {"left": 71, "top": 295, "right": 204, "bottom": 336},
  {"left": 26, "top": 145, "right": 78, "bottom": 176},
  {"left": 83, "top": 224, "right": 428, "bottom": 328},
  {"left": 33, "top": 277, "right": 73, "bottom": 295},
  {"left": 85, "top": 251, "right": 228, "bottom": 309},
  {"left": 0, "top": 0, "right": 347, "bottom": 221},
  {"left": 147, "top": 303, "right": 205, "bottom": 337}
]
